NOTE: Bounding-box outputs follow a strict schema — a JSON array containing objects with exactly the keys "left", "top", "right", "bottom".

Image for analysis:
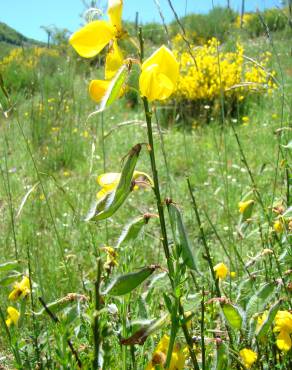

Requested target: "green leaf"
[
  {"left": 120, "top": 313, "right": 169, "bottom": 345},
  {"left": 167, "top": 202, "right": 198, "bottom": 272},
  {"left": 222, "top": 303, "right": 244, "bottom": 330},
  {"left": 116, "top": 213, "right": 153, "bottom": 249},
  {"left": 256, "top": 300, "right": 282, "bottom": 340},
  {"left": 85, "top": 144, "right": 142, "bottom": 221},
  {"left": 99, "top": 65, "right": 128, "bottom": 113},
  {"left": 0, "top": 261, "right": 19, "bottom": 272},
  {"left": 103, "top": 265, "right": 158, "bottom": 296},
  {"left": 246, "top": 282, "right": 276, "bottom": 318}
]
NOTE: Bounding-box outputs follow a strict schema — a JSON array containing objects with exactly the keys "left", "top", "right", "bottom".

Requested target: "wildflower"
[
  {"left": 273, "top": 219, "right": 284, "bottom": 233},
  {"left": 239, "top": 348, "right": 257, "bottom": 369},
  {"left": 5, "top": 307, "right": 20, "bottom": 327},
  {"left": 96, "top": 171, "right": 153, "bottom": 199},
  {"left": 213, "top": 263, "right": 228, "bottom": 280},
  {"left": 102, "top": 246, "right": 118, "bottom": 272},
  {"left": 256, "top": 311, "right": 268, "bottom": 332},
  {"left": 242, "top": 116, "right": 249, "bottom": 123},
  {"left": 238, "top": 199, "right": 254, "bottom": 214},
  {"left": 69, "top": 0, "right": 124, "bottom": 58},
  {"left": 230, "top": 271, "right": 236, "bottom": 278},
  {"left": 273, "top": 310, "right": 292, "bottom": 352},
  {"left": 82, "top": 130, "right": 89, "bottom": 138},
  {"left": 9, "top": 276, "right": 30, "bottom": 301},
  {"left": 139, "top": 45, "right": 179, "bottom": 102},
  {"left": 39, "top": 194, "right": 45, "bottom": 201},
  {"left": 145, "top": 335, "right": 185, "bottom": 370}
]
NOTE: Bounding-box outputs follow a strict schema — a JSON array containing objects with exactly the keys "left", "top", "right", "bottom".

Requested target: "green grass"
[{"left": 0, "top": 24, "right": 291, "bottom": 370}]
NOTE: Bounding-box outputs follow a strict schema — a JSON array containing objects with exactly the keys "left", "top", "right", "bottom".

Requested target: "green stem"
[{"left": 93, "top": 258, "right": 102, "bottom": 369}]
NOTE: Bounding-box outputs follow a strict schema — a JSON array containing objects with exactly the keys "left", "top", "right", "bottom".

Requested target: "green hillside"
[{"left": 0, "top": 22, "right": 43, "bottom": 57}]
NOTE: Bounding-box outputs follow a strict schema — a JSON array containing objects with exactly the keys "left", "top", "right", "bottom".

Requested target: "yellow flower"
[
  {"left": 139, "top": 45, "right": 179, "bottom": 102},
  {"left": 274, "top": 310, "right": 292, "bottom": 352},
  {"left": 69, "top": 0, "right": 124, "bottom": 58},
  {"left": 242, "top": 116, "right": 249, "bottom": 123},
  {"left": 96, "top": 171, "right": 153, "bottom": 199},
  {"left": 230, "top": 271, "right": 236, "bottom": 278},
  {"left": 256, "top": 311, "right": 268, "bottom": 332},
  {"left": 273, "top": 219, "right": 284, "bottom": 233},
  {"left": 213, "top": 262, "right": 228, "bottom": 280},
  {"left": 102, "top": 246, "right": 118, "bottom": 272},
  {"left": 5, "top": 306, "right": 20, "bottom": 327},
  {"left": 145, "top": 335, "right": 185, "bottom": 370},
  {"left": 238, "top": 199, "right": 254, "bottom": 214},
  {"left": 239, "top": 348, "right": 257, "bottom": 369},
  {"left": 9, "top": 276, "right": 31, "bottom": 301}
]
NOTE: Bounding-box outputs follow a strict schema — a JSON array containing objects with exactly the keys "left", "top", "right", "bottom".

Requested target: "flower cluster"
[
  {"left": 5, "top": 276, "right": 31, "bottom": 328},
  {"left": 174, "top": 37, "right": 276, "bottom": 104},
  {"left": 0, "top": 47, "right": 59, "bottom": 70}
]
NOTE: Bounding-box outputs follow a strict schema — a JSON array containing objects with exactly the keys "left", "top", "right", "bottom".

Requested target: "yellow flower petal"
[
  {"left": 108, "top": 0, "right": 123, "bottom": 33},
  {"left": 213, "top": 262, "right": 229, "bottom": 279},
  {"left": 6, "top": 306, "right": 20, "bottom": 327},
  {"left": 239, "top": 348, "right": 257, "bottom": 369},
  {"left": 97, "top": 173, "right": 121, "bottom": 187},
  {"left": 69, "top": 20, "right": 115, "bottom": 58},
  {"left": 276, "top": 330, "right": 292, "bottom": 352},
  {"left": 105, "top": 41, "right": 124, "bottom": 80},
  {"left": 140, "top": 46, "right": 179, "bottom": 102},
  {"left": 142, "top": 45, "right": 179, "bottom": 85},
  {"left": 9, "top": 276, "right": 30, "bottom": 301},
  {"left": 89, "top": 80, "right": 111, "bottom": 103},
  {"left": 140, "top": 65, "right": 174, "bottom": 102}
]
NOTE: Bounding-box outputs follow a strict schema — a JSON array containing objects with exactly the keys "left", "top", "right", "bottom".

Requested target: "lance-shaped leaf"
[
  {"left": 246, "top": 282, "right": 276, "bottom": 318},
  {"left": 0, "top": 261, "right": 19, "bottom": 272},
  {"left": 120, "top": 313, "right": 169, "bottom": 345},
  {"left": 116, "top": 213, "right": 155, "bottom": 248},
  {"left": 222, "top": 303, "right": 244, "bottom": 330},
  {"left": 256, "top": 300, "right": 282, "bottom": 340},
  {"left": 167, "top": 202, "right": 198, "bottom": 272},
  {"left": 34, "top": 293, "right": 88, "bottom": 316},
  {"left": 85, "top": 144, "right": 141, "bottom": 221},
  {"left": 103, "top": 265, "right": 158, "bottom": 296}
]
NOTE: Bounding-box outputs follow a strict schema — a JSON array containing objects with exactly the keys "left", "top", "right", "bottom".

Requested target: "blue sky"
[{"left": 0, "top": 0, "right": 282, "bottom": 41}]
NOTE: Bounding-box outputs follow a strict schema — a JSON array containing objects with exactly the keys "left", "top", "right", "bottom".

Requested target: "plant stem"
[{"left": 93, "top": 258, "right": 102, "bottom": 369}]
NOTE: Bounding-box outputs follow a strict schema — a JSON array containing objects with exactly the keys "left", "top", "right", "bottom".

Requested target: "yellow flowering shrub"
[
  {"left": 0, "top": 47, "right": 59, "bottom": 70},
  {"left": 173, "top": 37, "right": 276, "bottom": 121}
]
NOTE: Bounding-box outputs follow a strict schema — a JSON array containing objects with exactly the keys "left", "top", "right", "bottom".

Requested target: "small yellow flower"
[
  {"left": 230, "top": 271, "right": 236, "bottom": 278},
  {"left": 145, "top": 335, "right": 185, "bottom": 370},
  {"left": 273, "top": 310, "right": 292, "bottom": 352},
  {"left": 9, "top": 276, "right": 31, "bottom": 301},
  {"left": 39, "top": 194, "right": 45, "bottom": 201},
  {"left": 63, "top": 171, "right": 70, "bottom": 177},
  {"left": 5, "top": 306, "right": 20, "bottom": 327},
  {"left": 102, "top": 246, "right": 118, "bottom": 272},
  {"left": 139, "top": 45, "right": 179, "bottom": 102},
  {"left": 239, "top": 348, "right": 257, "bottom": 369},
  {"left": 256, "top": 311, "right": 268, "bottom": 332},
  {"left": 82, "top": 130, "right": 89, "bottom": 138},
  {"left": 213, "top": 263, "right": 228, "bottom": 280},
  {"left": 242, "top": 116, "right": 249, "bottom": 123},
  {"left": 96, "top": 171, "right": 153, "bottom": 199},
  {"left": 238, "top": 199, "right": 254, "bottom": 214},
  {"left": 273, "top": 219, "right": 284, "bottom": 233}
]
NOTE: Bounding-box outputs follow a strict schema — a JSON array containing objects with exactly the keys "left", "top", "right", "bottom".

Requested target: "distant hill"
[{"left": 0, "top": 22, "right": 43, "bottom": 58}]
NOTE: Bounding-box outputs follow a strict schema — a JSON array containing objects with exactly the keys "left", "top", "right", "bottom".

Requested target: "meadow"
[{"left": 0, "top": 2, "right": 291, "bottom": 369}]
